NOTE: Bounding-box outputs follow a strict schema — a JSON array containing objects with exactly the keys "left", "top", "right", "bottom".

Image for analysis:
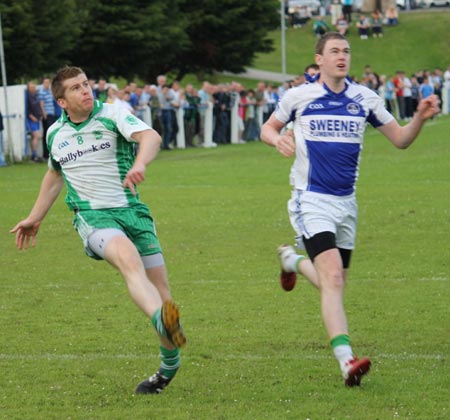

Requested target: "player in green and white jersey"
[{"left": 11, "top": 66, "right": 186, "bottom": 395}]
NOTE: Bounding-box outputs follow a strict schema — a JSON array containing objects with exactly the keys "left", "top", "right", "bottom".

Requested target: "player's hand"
[
  {"left": 275, "top": 130, "right": 296, "bottom": 157},
  {"left": 416, "top": 94, "right": 440, "bottom": 120},
  {"left": 10, "top": 220, "right": 41, "bottom": 250},
  {"left": 123, "top": 162, "right": 146, "bottom": 195}
]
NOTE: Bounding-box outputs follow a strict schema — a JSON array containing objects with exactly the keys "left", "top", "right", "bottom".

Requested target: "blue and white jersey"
[{"left": 275, "top": 80, "right": 394, "bottom": 196}]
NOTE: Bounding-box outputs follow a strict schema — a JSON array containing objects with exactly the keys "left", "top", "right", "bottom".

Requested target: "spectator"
[
  {"left": 402, "top": 72, "right": 413, "bottom": 120},
  {"left": 243, "top": 89, "right": 259, "bottom": 141},
  {"left": 444, "top": 64, "right": 450, "bottom": 86},
  {"left": 106, "top": 86, "right": 120, "bottom": 107},
  {"left": 183, "top": 84, "right": 200, "bottom": 147},
  {"left": 292, "top": 6, "right": 311, "bottom": 28},
  {"left": 336, "top": 14, "right": 349, "bottom": 36},
  {"left": 385, "top": 6, "right": 399, "bottom": 26},
  {"left": 430, "top": 68, "right": 443, "bottom": 106},
  {"left": 410, "top": 75, "right": 420, "bottom": 114},
  {"left": 371, "top": 10, "right": 383, "bottom": 38},
  {"left": 342, "top": 0, "right": 353, "bottom": 24},
  {"left": 264, "top": 84, "right": 278, "bottom": 123},
  {"left": 93, "top": 78, "right": 108, "bottom": 102},
  {"left": 356, "top": 14, "right": 370, "bottom": 40},
  {"left": 313, "top": 15, "right": 330, "bottom": 38},
  {"left": 384, "top": 75, "right": 397, "bottom": 115},
  {"left": 419, "top": 76, "right": 434, "bottom": 100},
  {"left": 170, "top": 81, "right": 181, "bottom": 146},
  {"left": 158, "top": 84, "right": 175, "bottom": 150},
  {"left": 117, "top": 89, "right": 135, "bottom": 114},
  {"left": 26, "top": 81, "right": 43, "bottom": 162},
  {"left": 148, "top": 85, "right": 163, "bottom": 135},
  {"left": 238, "top": 90, "right": 249, "bottom": 143},
  {"left": 38, "top": 77, "right": 57, "bottom": 159},
  {"left": 330, "top": 0, "right": 341, "bottom": 25},
  {"left": 394, "top": 70, "right": 405, "bottom": 120},
  {"left": 213, "top": 84, "right": 231, "bottom": 144}
]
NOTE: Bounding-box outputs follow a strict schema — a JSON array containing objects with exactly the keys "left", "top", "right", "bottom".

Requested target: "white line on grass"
[{"left": 0, "top": 353, "right": 445, "bottom": 361}]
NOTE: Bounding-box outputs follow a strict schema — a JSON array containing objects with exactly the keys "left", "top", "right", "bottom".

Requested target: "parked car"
[
  {"left": 396, "top": 0, "right": 420, "bottom": 9},
  {"left": 288, "top": 0, "right": 321, "bottom": 16},
  {"left": 419, "top": 0, "right": 450, "bottom": 7}
]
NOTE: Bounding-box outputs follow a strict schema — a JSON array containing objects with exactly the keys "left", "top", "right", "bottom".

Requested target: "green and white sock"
[
  {"left": 285, "top": 253, "right": 305, "bottom": 273},
  {"left": 159, "top": 346, "right": 180, "bottom": 379},
  {"left": 151, "top": 307, "right": 167, "bottom": 338},
  {"left": 331, "top": 334, "right": 353, "bottom": 370}
]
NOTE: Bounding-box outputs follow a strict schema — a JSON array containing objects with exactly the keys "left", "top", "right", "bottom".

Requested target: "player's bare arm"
[
  {"left": 378, "top": 94, "right": 440, "bottom": 149},
  {"left": 123, "top": 129, "right": 162, "bottom": 195},
  {"left": 10, "top": 168, "right": 64, "bottom": 249},
  {"left": 261, "top": 113, "right": 296, "bottom": 157}
]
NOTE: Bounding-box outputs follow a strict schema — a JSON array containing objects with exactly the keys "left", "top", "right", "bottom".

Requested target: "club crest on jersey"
[
  {"left": 93, "top": 130, "right": 103, "bottom": 140},
  {"left": 125, "top": 115, "right": 139, "bottom": 125},
  {"left": 346, "top": 103, "right": 360, "bottom": 115}
]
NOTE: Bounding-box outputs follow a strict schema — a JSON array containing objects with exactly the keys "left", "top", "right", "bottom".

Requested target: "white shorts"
[{"left": 288, "top": 190, "right": 358, "bottom": 250}]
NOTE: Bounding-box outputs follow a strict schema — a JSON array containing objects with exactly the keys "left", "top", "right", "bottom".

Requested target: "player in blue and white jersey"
[
  {"left": 261, "top": 32, "right": 439, "bottom": 387},
  {"left": 11, "top": 66, "right": 186, "bottom": 395}
]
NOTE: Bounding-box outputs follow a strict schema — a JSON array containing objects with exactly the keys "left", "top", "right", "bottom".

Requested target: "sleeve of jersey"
[
  {"left": 114, "top": 105, "right": 153, "bottom": 141},
  {"left": 274, "top": 89, "right": 296, "bottom": 124},
  {"left": 366, "top": 92, "right": 395, "bottom": 128}
]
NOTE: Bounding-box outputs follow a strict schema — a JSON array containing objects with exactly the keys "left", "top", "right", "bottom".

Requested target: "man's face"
[
  {"left": 316, "top": 39, "right": 351, "bottom": 79},
  {"left": 58, "top": 73, "right": 94, "bottom": 116}
]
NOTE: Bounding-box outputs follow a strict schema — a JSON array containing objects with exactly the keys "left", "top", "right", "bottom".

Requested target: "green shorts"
[{"left": 73, "top": 204, "right": 162, "bottom": 259}]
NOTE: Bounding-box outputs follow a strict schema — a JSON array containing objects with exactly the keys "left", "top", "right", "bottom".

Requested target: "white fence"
[
  {"left": 0, "top": 84, "right": 27, "bottom": 162},
  {"left": 1, "top": 83, "right": 448, "bottom": 163}
]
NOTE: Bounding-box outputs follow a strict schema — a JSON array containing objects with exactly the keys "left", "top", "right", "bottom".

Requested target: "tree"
[
  {"left": 0, "top": 0, "right": 280, "bottom": 84},
  {"left": 172, "top": 0, "right": 280, "bottom": 81},
  {"left": 71, "top": 0, "right": 190, "bottom": 82},
  {"left": 0, "top": 0, "right": 79, "bottom": 83}
]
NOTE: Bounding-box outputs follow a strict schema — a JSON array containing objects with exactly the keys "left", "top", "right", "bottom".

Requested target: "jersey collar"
[{"left": 61, "top": 100, "right": 103, "bottom": 126}]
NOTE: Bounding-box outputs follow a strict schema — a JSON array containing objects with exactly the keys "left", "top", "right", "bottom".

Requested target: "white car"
[
  {"left": 288, "top": 0, "right": 321, "bottom": 15},
  {"left": 420, "top": 0, "right": 450, "bottom": 7}
]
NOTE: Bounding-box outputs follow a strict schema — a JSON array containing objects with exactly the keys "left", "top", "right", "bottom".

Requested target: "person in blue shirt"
[{"left": 261, "top": 32, "right": 439, "bottom": 387}]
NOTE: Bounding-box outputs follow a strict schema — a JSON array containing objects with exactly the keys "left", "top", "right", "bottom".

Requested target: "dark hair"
[
  {"left": 304, "top": 63, "right": 319, "bottom": 73},
  {"left": 51, "top": 66, "right": 85, "bottom": 100},
  {"left": 315, "top": 32, "right": 348, "bottom": 55}
]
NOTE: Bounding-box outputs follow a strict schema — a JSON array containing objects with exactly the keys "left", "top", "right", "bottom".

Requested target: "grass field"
[
  {"left": 1, "top": 114, "right": 449, "bottom": 419},
  {"left": 253, "top": 10, "right": 450, "bottom": 82}
]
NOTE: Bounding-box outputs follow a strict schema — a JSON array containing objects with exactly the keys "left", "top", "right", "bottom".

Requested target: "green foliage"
[
  {"left": 0, "top": 0, "right": 279, "bottom": 84},
  {"left": 175, "top": 0, "right": 279, "bottom": 80},
  {"left": 0, "top": 0, "right": 79, "bottom": 82},
  {"left": 1, "top": 114, "right": 449, "bottom": 419}
]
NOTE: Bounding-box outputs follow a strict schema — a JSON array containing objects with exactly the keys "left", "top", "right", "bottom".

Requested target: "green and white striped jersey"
[{"left": 47, "top": 100, "right": 152, "bottom": 211}]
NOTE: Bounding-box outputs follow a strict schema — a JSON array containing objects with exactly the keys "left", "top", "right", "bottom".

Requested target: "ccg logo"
[
  {"left": 58, "top": 140, "right": 70, "bottom": 150},
  {"left": 308, "top": 103, "right": 325, "bottom": 110},
  {"left": 346, "top": 103, "right": 361, "bottom": 115}
]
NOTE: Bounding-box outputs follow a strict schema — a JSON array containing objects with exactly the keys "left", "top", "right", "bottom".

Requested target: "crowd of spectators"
[
  {"left": 355, "top": 65, "right": 448, "bottom": 121},
  {"left": 287, "top": 1, "right": 401, "bottom": 39},
  {"left": 25, "top": 62, "right": 450, "bottom": 158}
]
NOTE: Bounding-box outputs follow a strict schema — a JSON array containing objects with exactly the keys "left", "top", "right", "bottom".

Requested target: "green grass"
[
  {"left": 1, "top": 114, "right": 449, "bottom": 419},
  {"left": 252, "top": 10, "right": 450, "bottom": 81}
]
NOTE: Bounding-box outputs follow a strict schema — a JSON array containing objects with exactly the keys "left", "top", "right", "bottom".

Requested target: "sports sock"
[
  {"left": 151, "top": 307, "right": 167, "bottom": 339},
  {"left": 331, "top": 334, "right": 353, "bottom": 370},
  {"left": 159, "top": 346, "right": 180, "bottom": 379},
  {"left": 284, "top": 253, "right": 305, "bottom": 273}
]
